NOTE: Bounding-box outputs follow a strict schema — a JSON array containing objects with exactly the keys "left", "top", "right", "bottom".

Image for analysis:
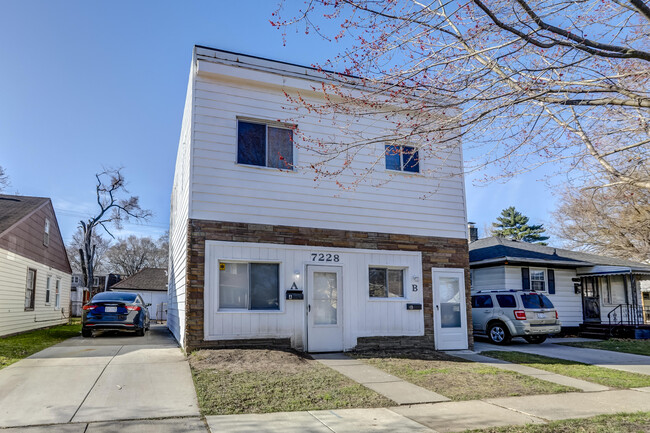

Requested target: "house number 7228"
[{"left": 311, "top": 253, "right": 339, "bottom": 262}]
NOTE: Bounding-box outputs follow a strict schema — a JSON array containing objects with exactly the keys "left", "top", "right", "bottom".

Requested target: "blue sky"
[{"left": 0, "top": 0, "right": 558, "bottom": 244}]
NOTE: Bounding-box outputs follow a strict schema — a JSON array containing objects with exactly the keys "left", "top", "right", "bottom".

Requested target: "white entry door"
[
  {"left": 432, "top": 268, "right": 468, "bottom": 350},
  {"left": 307, "top": 266, "right": 343, "bottom": 352}
]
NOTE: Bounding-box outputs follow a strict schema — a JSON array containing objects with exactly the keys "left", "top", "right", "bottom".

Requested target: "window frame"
[
  {"left": 93, "top": 276, "right": 100, "bottom": 287},
  {"left": 384, "top": 145, "right": 421, "bottom": 173},
  {"left": 43, "top": 218, "right": 50, "bottom": 247},
  {"left": 529, "top": 268, "right": 547, "bottom": 292},
  {"left": 55, "top": 278, "right": 61, "bottom": 309},
  {"left": 25, "top": 268, "right": 36, "bottom": 311},
  {"left": 236, "top": 118, "right": 295, "bottom": 171},
  {"left": 45, "top": 275, "right": 52, "bottom": 305},
  {"left": 368, "top": 266, "right": 407, "bottom": 300},
  {"left": 217, "top": 260, "right": 282, "bottom": 312}
]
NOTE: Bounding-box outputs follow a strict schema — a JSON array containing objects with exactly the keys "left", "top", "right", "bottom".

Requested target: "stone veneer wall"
[{"left": 183, "top": 219, "right": 472, "bottom": 351}]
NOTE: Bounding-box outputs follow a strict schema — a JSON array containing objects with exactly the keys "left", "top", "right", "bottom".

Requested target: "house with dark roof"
[
  {"left": 0, "top": 194, "right": 72, "bottom": 336},
  {"left": 469, "top": 237, "right": 650, "bottom": 337},
  {"left": 110, "top": 268, "right": 168, "bottom": 321}
]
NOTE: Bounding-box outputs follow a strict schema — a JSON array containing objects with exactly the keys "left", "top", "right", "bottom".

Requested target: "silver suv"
[{"left": 471, "top": 290, "right": 561, "bottom": 345}]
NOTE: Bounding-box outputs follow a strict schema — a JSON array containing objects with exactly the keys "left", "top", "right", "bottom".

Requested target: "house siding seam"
[{"left": 182, "top": 218, "right": 472, "bottom": 351}]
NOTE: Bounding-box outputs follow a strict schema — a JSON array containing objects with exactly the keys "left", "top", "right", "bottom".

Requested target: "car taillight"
[
  {"left": 126, "top": 305, "right": 141, "bottom": 311},
  {"left": 82, "top": 304, "right": 97, "bottom": 310},
  {"left": 555, "top": 311, "right": 559, "bottom": 319},
  {"left": 514, "top": 310, "right": 527, "bottom": 320}
]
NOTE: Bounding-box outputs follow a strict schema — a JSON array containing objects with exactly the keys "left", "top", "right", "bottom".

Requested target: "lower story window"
[
  {"left": 55, "top": 279, "right": 61, "bottom": 309},
  {"left": 219, "top": 262, "right": 280, "bottom": 310},
  {"left": 530, "top": 269, "right": 546, "bottom": 291},
  {"left": 369, "top": 267, "right": 404, "bottom": 298}
]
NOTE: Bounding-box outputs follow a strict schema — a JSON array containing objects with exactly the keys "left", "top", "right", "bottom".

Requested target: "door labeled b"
[{"left": 307, "top": 266, "right": 343, "bottom": 352}]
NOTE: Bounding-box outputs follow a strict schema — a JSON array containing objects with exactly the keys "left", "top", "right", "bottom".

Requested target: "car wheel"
[
  {"left": 81, "top": 328, "right": 92, "bottom": 338},
  {"left": 524, "top": 335, "right": 547, "bottom": 344},
  {"left": 488, "top": 323, "right": 511, "bottom": 345},
  {"left": 136, "top": 328, "right": 145, "bottom": 337}
]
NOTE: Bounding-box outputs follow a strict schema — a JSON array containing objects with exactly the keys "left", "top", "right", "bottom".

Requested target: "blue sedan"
[{"left": 82, "top": 291, "right": 150, "bottom": 337}]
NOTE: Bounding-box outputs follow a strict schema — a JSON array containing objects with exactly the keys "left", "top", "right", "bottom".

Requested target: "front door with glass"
[
  {"left": 432, "top": 268, "right": 468, "bottom": 350},
  {"left": 307, "top": 266, "right": 343, "bottom": 352}
]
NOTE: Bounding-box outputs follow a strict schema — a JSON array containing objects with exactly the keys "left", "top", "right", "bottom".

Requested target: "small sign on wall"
[{"left": 219, "top": 263, "right": 226, "bottom": 271}]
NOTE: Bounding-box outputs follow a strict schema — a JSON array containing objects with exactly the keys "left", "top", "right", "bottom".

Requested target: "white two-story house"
[{"left": 168, "top": 46, "right": 470, "bottom": 352}]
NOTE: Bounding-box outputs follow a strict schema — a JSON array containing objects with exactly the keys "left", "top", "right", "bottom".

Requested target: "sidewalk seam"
[{"left": 68, "top": 345, "right": 123, "bottom": 423}]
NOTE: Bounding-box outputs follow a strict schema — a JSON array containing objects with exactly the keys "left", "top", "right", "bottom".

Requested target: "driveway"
[
  {"left": 0, "top": 325, "right": 201, "bottom": 429},
  {"left": 474, "top": 337, "right": 650, "bottom": 375}
]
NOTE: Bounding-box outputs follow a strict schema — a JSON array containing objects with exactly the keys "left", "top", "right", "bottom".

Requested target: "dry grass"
[
  {"left": 464, "top": 412, "right": 650, "bottom": 432},
  {"left": 351, "top": 349, "right": 576, "bottom": 400},
  {"left": 189, "top": 349, "right": 393, "bottom": 415}
]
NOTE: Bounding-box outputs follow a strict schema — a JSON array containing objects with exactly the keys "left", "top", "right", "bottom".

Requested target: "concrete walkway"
[
  {"left": 448, "top": 350, "right": 609, "bottom": 392},
  {"left": 312, "top": 353, "right": 450, "bottom": 405},
  {"left": 0, "top": 325, "right": 201, "bottom": 429},
  {"left": 204, "top": 388, "right": 650, "bottom": 433},
  {"left": 475, "top": 339, "right": 650, "bottom": 375}
]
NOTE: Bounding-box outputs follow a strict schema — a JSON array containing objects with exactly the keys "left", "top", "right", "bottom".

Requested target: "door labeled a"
[
  {"left": 307, "top": 266, "right": 343, "bottom": 352},
  {"left": 432, "top": 268, "right": 468, "bottom": 350}
]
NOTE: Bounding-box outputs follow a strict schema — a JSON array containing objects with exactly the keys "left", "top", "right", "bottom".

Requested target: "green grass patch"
[
  {"left": 189, "top": 349, "right": 392, "bottom": 415},
  {"left": 351, "top": 350, "right": 576, "bottom": 401},
  {"left": 464, "top": 411, "right": 650, "bottom": 432},
  {"left": 0, "top": 321, "right": 81, "bottom": 370},
  {"left": 482, "top": 350, "right": 650, "bottom": 388},
  {"left": 559, "top": 339, "right": 650, "bottom": 357}
]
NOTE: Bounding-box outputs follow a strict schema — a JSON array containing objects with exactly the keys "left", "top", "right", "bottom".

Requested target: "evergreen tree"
[{"left": 491, "top": 207, "right": 549, "bottom": 244}]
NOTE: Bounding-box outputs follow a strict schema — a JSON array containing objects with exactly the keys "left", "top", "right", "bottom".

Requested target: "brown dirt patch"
[{"left": 189, "top": 348, "right": 313, "bottom": 373}]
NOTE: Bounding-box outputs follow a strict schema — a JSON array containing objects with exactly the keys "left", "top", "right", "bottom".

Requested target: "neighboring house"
[
  {"left": 168, "top": 46, "right": 470, "bottom": 352},
  {"left": 0, "top": 194, "right": 72, "bottom": 336},
  {"left": 469, "top": 237, "right": 650, "bottom": 335},
  {"left": 109, "top": 268, "right": 168, "bottom": 321},
  {"left": 70, "top": 272, "right": 122, "bottom": 316}
]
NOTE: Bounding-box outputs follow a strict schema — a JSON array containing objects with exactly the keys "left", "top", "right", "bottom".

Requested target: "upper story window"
[
  {"left": 43, "top": 218, "right": 50, "bottom": 247},
  {"left": 530, "top": 269, "right": 546, "bottom": 291},
  {"left": 237, "top": 120, "right": 294, "bottom": 170},
  {"left": 385, "top": 145, "right": 420, "bottom": 173}
]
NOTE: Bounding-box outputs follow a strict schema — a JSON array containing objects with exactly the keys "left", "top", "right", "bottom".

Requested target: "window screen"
[
  {"left": 219, "top": 262, "right": 280, "bottom": 310},
  {"left": 369, "top": 268, "right": 404, "bottom": 298},
  {"left": 238, "top": 121, "right": 293, "bottom": 169}
]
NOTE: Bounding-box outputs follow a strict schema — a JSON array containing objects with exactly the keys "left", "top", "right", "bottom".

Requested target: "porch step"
[{"left": 579, "top": 324, "right": 611, "bottom": 339}]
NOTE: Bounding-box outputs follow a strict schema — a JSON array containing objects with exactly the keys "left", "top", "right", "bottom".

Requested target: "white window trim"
[
  {"left": 55, "top": 278, "right": 61, "bottom": 309},
  {"left": 43, "top": 218, "right": 50, "bottom": 247},
  {"left": 236, "top": 118, "right": 296, "bottom": 171},
  {"left": 530, "top": 268, "right": 547, "bottom": 292},
  {"left": 45, "top": 275, "right": 52, "bottom": 305},
  {"left": 217, "top": 260, "right": 284, "bottom": 313},
  {"left": 367, "top": 266, "right": 409, "bottom": 301},
  {"left": 385, "top": 145, "right": 421, "bottom": 174}
]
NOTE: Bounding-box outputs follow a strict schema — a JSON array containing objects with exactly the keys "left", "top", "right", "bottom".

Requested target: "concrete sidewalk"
[
  {"left": 448, "top": 350, "right": 609, "bottom": 392},
  {"left": 204, "top": 388, "right": 650, "bottom": 433},
  {"left": 475, "top": 340, "right": 650, "bottom": 375},
  {"left": 0, "top": 325, "right": 200, "bottom": 429},
  {"left": 312, "top": 353, "right": 450, "bottom": 405}
]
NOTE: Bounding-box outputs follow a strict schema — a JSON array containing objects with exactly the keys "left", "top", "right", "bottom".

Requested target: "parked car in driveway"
[
  {"left": 82, "top": 292, "right": 150, "bottom": 337},
  {"left": 471, "top": 290, "right": 561, "bottom": 345}
]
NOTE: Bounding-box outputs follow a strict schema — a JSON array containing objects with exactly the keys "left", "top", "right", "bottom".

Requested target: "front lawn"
[
  {"left": 482, "top": 350, "right": 650, "bottom": 388},
  {"left": 0, "top": 320, "right": 81, "bottom": 370},
  {"left": 350, "top": 350, "right": 576, "bottom": 400},
  {"left": 464, "top": 411, "right": 650, "bottom": 432},
  {"left": 189, "top": 349, "right": 392, "bottom": 415},
  {"left": 558, "top": 339, "right": 650, "bottom": 357}
]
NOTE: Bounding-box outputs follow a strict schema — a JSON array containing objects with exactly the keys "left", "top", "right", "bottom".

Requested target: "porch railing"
[{"left": 607, "top": 304, "right": 650, "bottom": 327}]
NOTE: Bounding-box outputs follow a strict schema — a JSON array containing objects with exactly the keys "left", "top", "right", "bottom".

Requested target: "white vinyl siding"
[
  {"left": 0, "top": 248, "right": 71, "bottom": 336},
  {"left": 204, "top": 241, "right": 423, "bottom": 351},
  {"left": 189, "top": 48, "right": 467, "bottom": 239}
]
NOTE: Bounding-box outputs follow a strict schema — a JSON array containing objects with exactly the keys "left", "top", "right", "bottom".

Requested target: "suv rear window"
[
  {"left": 521, "top": 294, "right": 554, "bottom": 309},
  {"left": 496, "top": 295, "right": 517, "bottom": 308},
  {"left": 472, "top": 295, "right": 493, "bottom": 308}
]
